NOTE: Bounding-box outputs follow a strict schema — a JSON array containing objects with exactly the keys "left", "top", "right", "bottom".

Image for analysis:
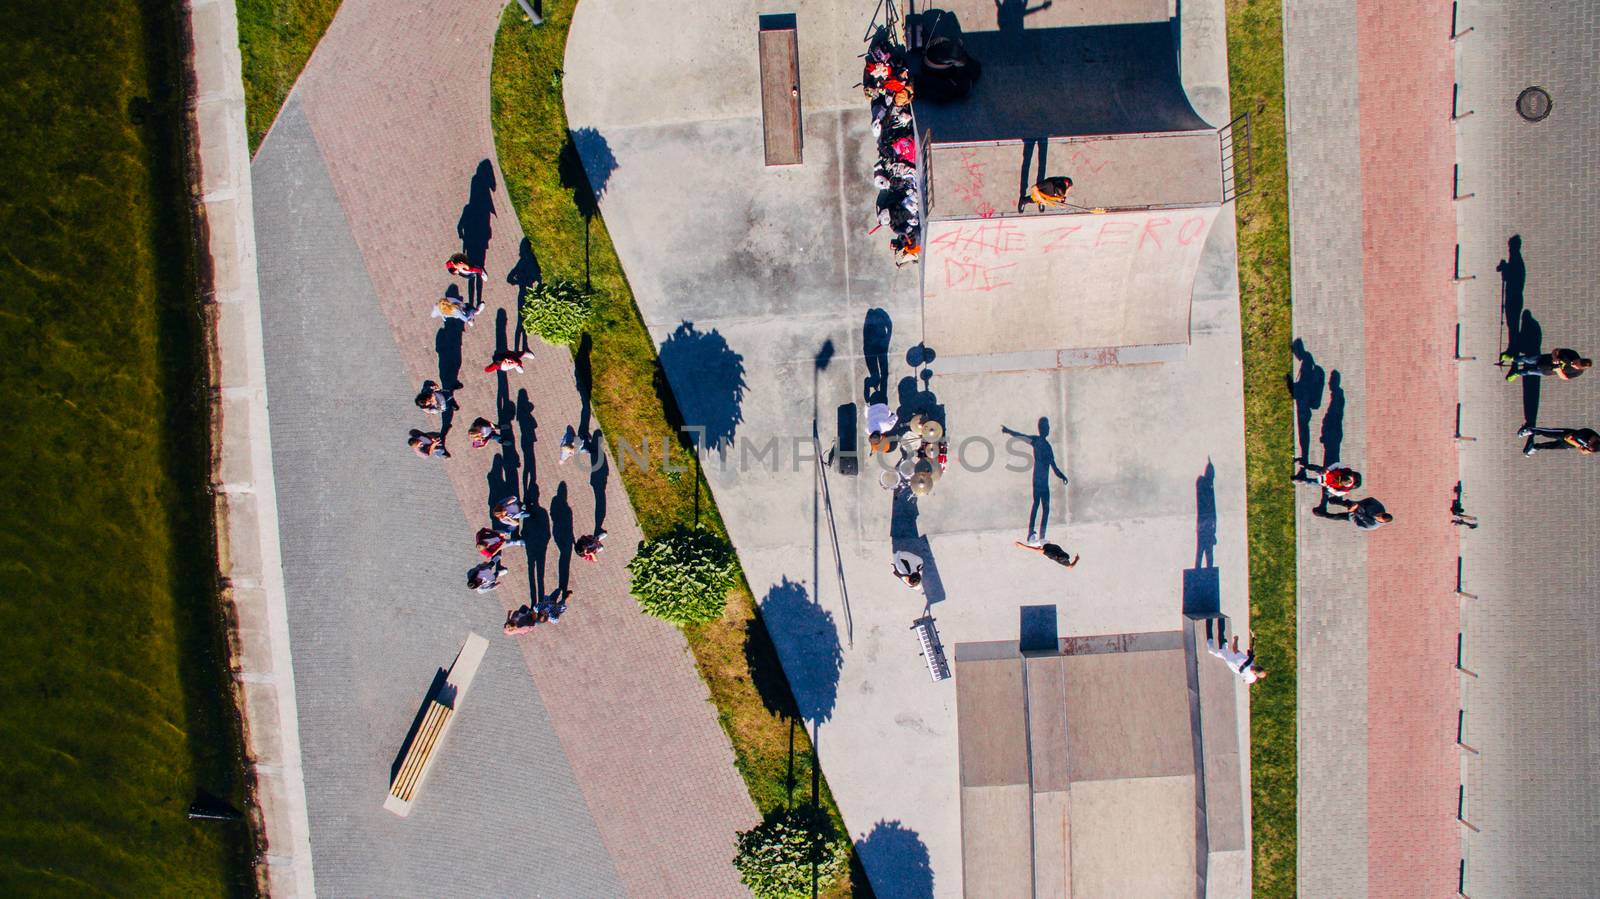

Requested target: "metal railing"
[{"left": 1220, "top": 111, "right": 1254, "bottom": 203}]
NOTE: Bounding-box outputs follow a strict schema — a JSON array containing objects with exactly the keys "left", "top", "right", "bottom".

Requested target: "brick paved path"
[
  {"left": 253, "top": 2, "right": 754, "bottom": 894},
  {"left": 1286, "top": 1, "right": 1459, "bottom": 895}
]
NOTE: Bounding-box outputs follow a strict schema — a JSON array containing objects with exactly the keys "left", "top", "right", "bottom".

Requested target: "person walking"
[
  {"left": 445, "top": 252, "right": 487, "bottom": 280},
  {"left": 407, "top": 430, "right": 449, "bottom": 459},
  {"left": 891, "top": 550, "right": 924, "bottom": 592},
  {"left": 575, "top": 530, "right": 607, "bottom": 561},
  {"left": 484, "top": 349, "right": 535, "bottom": 374},
  {"left": 492, "top": 496, "right": 530, "bottom": 528},
  {"left": 415, "top": 381, "right": 458, "bottom": 415},
  {"left": 1518, "top": 425, "right": 1600, "bottom": 456},
  {"left": 1502, "top": 348, "right": 1591, "bottom": 381},
  {"left": 467, "top": 417, "right": 503, "bottom": 449},
  {"left": 1313, "top": 495, "right": 1393, "bottom": 530},
  {"left": 467, "top": 559, "right": 508, "bottom": 593},
  {"left": 1207, "top": 627, "right": 1266, "bottom": 684},
  {"left": 431, "top": 294, "right": 480, "bottom": 327},
  {"left": 1018, "top": 175, "right": 1074, "bottom": 213},
  {"left": 558, "top": 425, "right": 578, "bottom": 464},
  {"left": 1015, "top": 540, "right": 1079, "bottom": 568},
  {"left": 1293, "top": 462, "right": 1361, "bottom": 499},
  {"left": 477, "top": 526, "right": 523, "bottom": 559}
]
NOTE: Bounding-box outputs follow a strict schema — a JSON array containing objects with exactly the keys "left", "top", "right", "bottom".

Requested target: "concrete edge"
[{"left": 186, "top": 0, "right": 317, "bottom": 895}]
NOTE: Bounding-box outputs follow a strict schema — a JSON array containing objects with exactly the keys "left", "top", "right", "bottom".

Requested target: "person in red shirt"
[
  {"left": 574, "top": 530, "right": 607, "bottom": 561},
  {"left": 445, "top": 252, "right": 486, "bottom": 280},
  {"left": 1293, "top": 462, "right": 1361, "bottom": 498},
  {"left": 484, "top": 349, "right": 535, "bottom": 373}
]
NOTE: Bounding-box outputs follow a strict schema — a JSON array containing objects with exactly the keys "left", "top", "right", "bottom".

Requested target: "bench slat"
[{"left": 391, "top": 701, "right": 453, "bottom": 802}]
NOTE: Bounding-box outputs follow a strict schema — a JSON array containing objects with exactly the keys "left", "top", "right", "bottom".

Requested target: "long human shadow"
[
  {"left": 550, "top": 482, "right": 574, "bottom": 592},
  {"left": 516, "top": 388, "right": 549, "bottom": 597},
  {"left": 558, "top": 127, "right": 618, "bottom": 287},
  {"left": 1017, "top": 136, "right": 1048, "bottom": 204},
  {"left": 506, "top": 237, "right": 542, "bottom": 354},
  {"left": 1289, "top": 337, "right": 1325, "bottom": 463},
  {"left": 459, "top": 160, "right": 497, "bottom": 305},
  {"left": 1319, "top": 369, "right": 1345, "bottom": 469},
  {"left": 1001, "top": 416, "right": 1067, "bottom": 542},
  {"left": 863, "top": 308, "right": 893, "bottom": 407},
  {"left": 1518, "top": 310, "right": 1542, "bottom": 427},
  {"left": 656, "top": 321, "right": 747, "bottom": 460},
  {"left": 1184, "top": 458, "right": 1220, "bottom": 615},
  {"left": 1498, "top": 234, "right": 1526, "bottom": 356},
  {"left": 890, "top": 488, "right": 946, "bottom": 605},
  {"left": 435, "top": 318, "right": 464, "bottom": 392},
  {"left": 575, "top": 332, "right": 594, "bottom": 443},
  {"left": 588, "top": 428, "right": 610, "bottom": 534},
  {"left": 855, "top": 820, "right": 934, "bottom": 899},
  {"left": 487, "top": 310, "right": 521, "bottom": 513}
]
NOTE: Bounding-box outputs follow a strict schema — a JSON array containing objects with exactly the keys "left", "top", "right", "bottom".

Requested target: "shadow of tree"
[
  {"left": 758, "top": 578, "right": 842, "bottom": 727},
  {"left": 656, "top": 321, "right": 747, "bottom": 458},
  {"left": 855, "top": 820, "right": 934, "bottom": 899},
  {"left": 558, "top": 126, "right": 617, "bottom": 220}
]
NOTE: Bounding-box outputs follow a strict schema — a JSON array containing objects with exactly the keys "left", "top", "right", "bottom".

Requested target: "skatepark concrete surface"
[{"left": 565, "top": 0, "right": 1251, "bottom": 893}]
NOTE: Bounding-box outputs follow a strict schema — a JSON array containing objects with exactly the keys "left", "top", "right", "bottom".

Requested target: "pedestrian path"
[
  {"left": 251, "top": 2, "right": 754, "bottom": 895},
  {"left": 1285, "top": 1, "right": 1459, "bottom": 895}
]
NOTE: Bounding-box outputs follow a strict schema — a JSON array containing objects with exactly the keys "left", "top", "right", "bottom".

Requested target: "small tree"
[
  {"left": 519, "top": 278, "right": 593, "bottom": 346},
  {"left": 733, "top": 807, "right": 850, "bottom": 898},
  {"left": 626, "top": 525, "right": 738, "bottom": 625}
]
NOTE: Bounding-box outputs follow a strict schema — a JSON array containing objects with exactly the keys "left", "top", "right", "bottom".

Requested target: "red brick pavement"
[
  {"left": 1356, "top": 1, "right": 1460, "bottom": 894},
  {"left": 288, "top": 2, "right": 755, "bottom": 895}
]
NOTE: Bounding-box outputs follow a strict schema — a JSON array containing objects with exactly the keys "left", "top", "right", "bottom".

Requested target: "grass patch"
[
  {"left": 490, "top": 7, "right": 857, "bottom": 896},
  {"left": 236, "top": 0, "right": 342, "bottom": 153},
  {"left": 1225, "top": 0, "right": 1297, "bottom": 894},
  {"left": 0, "top": 2, "right": 254, "bottom": 894}
]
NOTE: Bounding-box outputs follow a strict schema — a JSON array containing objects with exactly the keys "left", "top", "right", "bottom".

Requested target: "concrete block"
[
  {"left": 217, "top": 392, "right": 255, "bottom": 486},
  {"left": 242, "top": 680, "right": 285, "bottom": 767},
  {"left": 221, "top": 491, "right": 264, "bottom": 583},
  {"left": 214, "top": 300, "right": 254, "bottom": 389},
  {"left": 205, "top": 196, "right": 244, "bottom": 296}
]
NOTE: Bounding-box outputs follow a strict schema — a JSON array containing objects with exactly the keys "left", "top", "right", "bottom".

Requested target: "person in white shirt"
[
  {"left": 866, "top": 403, "right": 899, "bottom": 453},
  {"left": 1207, "top": 628, "right": 1266, "bottom": 684},
  {"left": 891, "top": 550, "right": 924, "bottom": 592}
]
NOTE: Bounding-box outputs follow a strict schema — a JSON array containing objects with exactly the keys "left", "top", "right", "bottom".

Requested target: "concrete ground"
[
  {"left": 1454, "top": 1, "right": 1600, "bottom": 893},
  {"left": 564, "top": 0, "right": 1252, "bottom": 892},
  {"left": 249, "top": 1, "right": 754, "bottom": 895}
]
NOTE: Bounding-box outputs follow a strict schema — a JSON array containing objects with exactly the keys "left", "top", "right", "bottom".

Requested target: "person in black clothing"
[
  {"left": 1502, "top": 348, "right": 1590, "bottom": 381},
  {"left": 1018, "top": 176, "right": 1074, "bottom": 213},
  {"left": 1518, "top": 425, "right": 1600, "bottom": 456},
  {"left": 1015, "top": 540, "right": 1079, "bottom": 568},
  {"left": 1313, "top": 496, "right": 1392, "bottom": 530}
]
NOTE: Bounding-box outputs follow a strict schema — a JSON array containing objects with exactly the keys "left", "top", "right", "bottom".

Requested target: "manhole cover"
[{"left": 1516, "top": 87, "right": 1552, "bottom": 122}]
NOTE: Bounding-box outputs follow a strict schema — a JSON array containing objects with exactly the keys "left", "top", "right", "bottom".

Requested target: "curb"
[{"left": 186, "top": 0, "right": 317, "bottom": 895}]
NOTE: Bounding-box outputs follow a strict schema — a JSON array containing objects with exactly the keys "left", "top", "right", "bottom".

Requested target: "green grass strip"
[
  {"left": 236, "top": 0, "right": 343, "bottom": 154},
  {"left": 489, "top": 7, "right": 858, "bottom": 895},
  {"left": 1225, "top": 0, "right": 1297, "bottom": 894},
  {"left": 0, "top": 2, "right": 254, "bottom": 894}
]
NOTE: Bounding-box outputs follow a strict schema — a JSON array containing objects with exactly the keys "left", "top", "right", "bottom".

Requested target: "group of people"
[
  {"left": 408, "top": 250, "right": 612, "bottom": 637},
  {"left": 1296, "top": 460, "right": 1394, "bottom": 531},
  {"left": 863, "top": 27, "right": 921, "bottom": 266},
  {"left": 1504, "top": 346, "right": 1599, "bottom": 456}
]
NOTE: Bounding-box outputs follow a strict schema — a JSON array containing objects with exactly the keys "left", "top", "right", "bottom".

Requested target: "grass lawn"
[
  {"left": 0, "top": 2, "right": 254, "bottom": 895},
  {"left": 236, "top": 0, "right": 343, "bottom": 153},
  {"left": 490, "top": 6, "right": 859, "bottom": 895},
  {"left": 1225, "top": 0, "right": 1297, "bottom": 894}
]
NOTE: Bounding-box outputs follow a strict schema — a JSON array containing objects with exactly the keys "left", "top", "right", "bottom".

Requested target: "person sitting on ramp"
[{"left": 1019, "top": 175, "right": 1074, "bottom": 213}]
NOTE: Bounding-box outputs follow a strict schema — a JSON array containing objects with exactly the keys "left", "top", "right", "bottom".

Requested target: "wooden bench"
[
  {"left": 758, "top": 16, "right": 802, "bottom": 165},
  {"left": 384, "top": 632, "right": 488, "bottom": 817}
]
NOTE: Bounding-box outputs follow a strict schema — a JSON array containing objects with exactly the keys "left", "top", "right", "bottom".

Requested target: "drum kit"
[{"left": 877, "top": 413, "right": 948, "bottom": 495}]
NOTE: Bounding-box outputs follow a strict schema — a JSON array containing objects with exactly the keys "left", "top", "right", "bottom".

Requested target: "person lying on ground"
[
  {"left": 503, "top": 604, "right": 538, "bottom": 635},
  {"left": 1313, "top": 495, "right": 1392, "bottom": 530},
  {"left": 1015, "top": 540, "right": 1079, "bottom": 568},
  {"left": 468, "top": 417, "right": 502, "bottom": 449},
  {"left": 1208, "top": 629, "right": 1266, "bottom": 684},
  {"left": 1503, "top": 348, "right": 1590, "bottom": 381},
  {"left": 468, "top": 559, "right": 508, "bottom": 593},
  {"left": 1519, "top": 425, "right": 1600, "bottom": 456},
  {"left": 408, "top": 430, "right": 449, "bottom": 459},
  {"left": 1019, "top": 176, "right": 1074, "bottom": 213},
  {"left": 445, "top": 252, "right": 487, "bottom": 280},
  {"left": 1294, "top": 462, "right": 1361, "bottom": 498},
  {"left": 891, "top": 550, "right": 924, "bottom": 592},
  {"left": 484, "top": 349, "right": 535, "bottom": 374},
  {"left": 575, "top": 530, "right": 607, "bottom": 561}
]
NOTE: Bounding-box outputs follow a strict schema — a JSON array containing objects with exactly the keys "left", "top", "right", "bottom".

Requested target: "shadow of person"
[
  {"left": 575, "top": 333, "right": 594, "bottom": 441},
  {"left": 995, "top": 0, "right": 1052, "bottom": 33},
  {"left": 758, "top": 578, "right": 843, "bottom": 730},
  {"left": 515, "top": 386, "right": 538, "bottom": 495},
  {"left": 559, "top": 127, "right": 618, "bottom": 287},
  {"left": 588, "top": 429, "right": 609, "bottom": 533},
  {"left": 435, "top": 318, "right": 463, "bottom": 392},
  {"left": 506, "top": 237, "right": 542, "bottom": 353},
  {"left": 1195, "top": 459, "right": 1217, "bottom": 569},
  {"left": 855, "top": 820, "right": 934, "bottom": 899},
  {"left": 863, "top": 308, "right": 893, "bottom": 407},
  {"left": 459, "top": 160, "right": 497, "bottom": 304},
  {"left": 1497, "top": 234, "right": 1526, "bottom": 356},
  {"left": 656, "top": 321, "right": 747, "bottom": 459},
  {"left": 1319, "top": 370, "right": 1345, "bottom": 469},
  {"left": 890, "top": 488, "right": 946, "bottom": 604},
  {"left": 1289, "top": 338, "right": 1325, "bottom": 463},
  {"left": 1017, "top": 137, "right": 1048, "bottom": 207},
  {"left": 1519, "top": 310, "right": 1542, "bottom": 428},
  {"left": 551, "top": 482, "right": 573, "bottom": 592},
  {"left": 1002, "top": 416, "right": 1068, "bottom": 543}
]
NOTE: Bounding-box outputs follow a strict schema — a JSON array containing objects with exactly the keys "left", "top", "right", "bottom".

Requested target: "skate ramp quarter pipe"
[
  {"left": 923, "top": 206, "right": 1220, "bottom": 357},
  {"left": 928, "top": 0, "right": 1171, "bottom": 31}
]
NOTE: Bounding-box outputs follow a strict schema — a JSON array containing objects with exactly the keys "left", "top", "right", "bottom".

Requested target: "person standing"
[
  {"left": 1018, "top": 175, "right": 1074, "bottom": 213},
  {"left": 575, "top": 530, "right": 607, "bottom": 561},
  {"left": 407, "top": 430, "right": 449, "bottom": 459},
  {"left": 467, "top": 417, "right": 503, "bottom": 449},
  {"left": 445, "top": 252, "right": 487, "bottom": 280},
  {"left": 1015, "top": 540, "right": 1079, "bottom": 568},
  {"left": 477, "top": 527, "right": 523, "bottom": 559},
  {"left": 1519, "top": 425, "right": 1600, "bottom": 456},
  {"left": 1314, "top": 495, "right": 1393, "bottom": 530},
  {"left": 558, "top": 425, "right": 578, "bottom": 464},
  {"left": 1293, "top": 462, "right": 1362, "bottom": 499},
  {"left": 1502, "top": 348, "right": 1591, "bottom": 381},
  {"left": 468, "top": 559, "right": 508, "bottom": 593},
  {"left": 431, "top": 294, "right": 479, "bottom": 327},
  {"left": 484, "top": 349, "right": 535, "bottom": 374},
  {"left": 492, "top": 496, "right": 529, "bottom": 528}
]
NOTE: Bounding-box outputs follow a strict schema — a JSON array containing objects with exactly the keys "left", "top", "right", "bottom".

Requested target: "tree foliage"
[
  {"left": 733, "top": 807, "right": 850, "bottom": 898},
  {"left": 625, "top": 525, "right": 737, "bottom": 625},
  {"left": 518, "top": 277, "right": 593, "bottom": 346}
]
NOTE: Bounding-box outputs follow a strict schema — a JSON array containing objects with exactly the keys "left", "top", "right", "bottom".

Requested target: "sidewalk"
[{"left": 251, "top": 1, "right": 754, "bottom": 894}]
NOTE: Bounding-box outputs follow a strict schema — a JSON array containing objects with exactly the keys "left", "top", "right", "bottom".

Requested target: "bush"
[
  {"left": 518, "top": 277, "right": 593, "bottom": 345},
  {"left": 733, "top": 807, "right": 850, "bottom": 898},
  {"left": 625, "top": 525, "right": 738, "bottom": 625}
]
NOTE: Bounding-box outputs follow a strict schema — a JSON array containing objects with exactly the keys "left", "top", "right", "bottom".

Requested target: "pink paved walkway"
[{"left": 283, "top": 2, "right": 755, "bottom": 894}]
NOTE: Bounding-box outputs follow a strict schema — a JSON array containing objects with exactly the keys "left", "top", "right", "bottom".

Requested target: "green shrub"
[
  {"left": 626, "top": 525, "right": 737, "bottom": 625},
  {"left": 732, "top": 807, "right": 850, "bottom": 898},
  {"left": 519, "top": 277, "right": 593, "bottom": 346}
]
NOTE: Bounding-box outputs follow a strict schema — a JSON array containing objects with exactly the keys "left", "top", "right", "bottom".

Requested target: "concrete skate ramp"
[
  {"left": 928, "top": 132, "right": 1223, "bottom": 219},
  {"left": 928, "top": 0, "right": 1170, "bottom": 30},
  {"left": 923, "top": 206, "right": 1220, "bottom": 355}
]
